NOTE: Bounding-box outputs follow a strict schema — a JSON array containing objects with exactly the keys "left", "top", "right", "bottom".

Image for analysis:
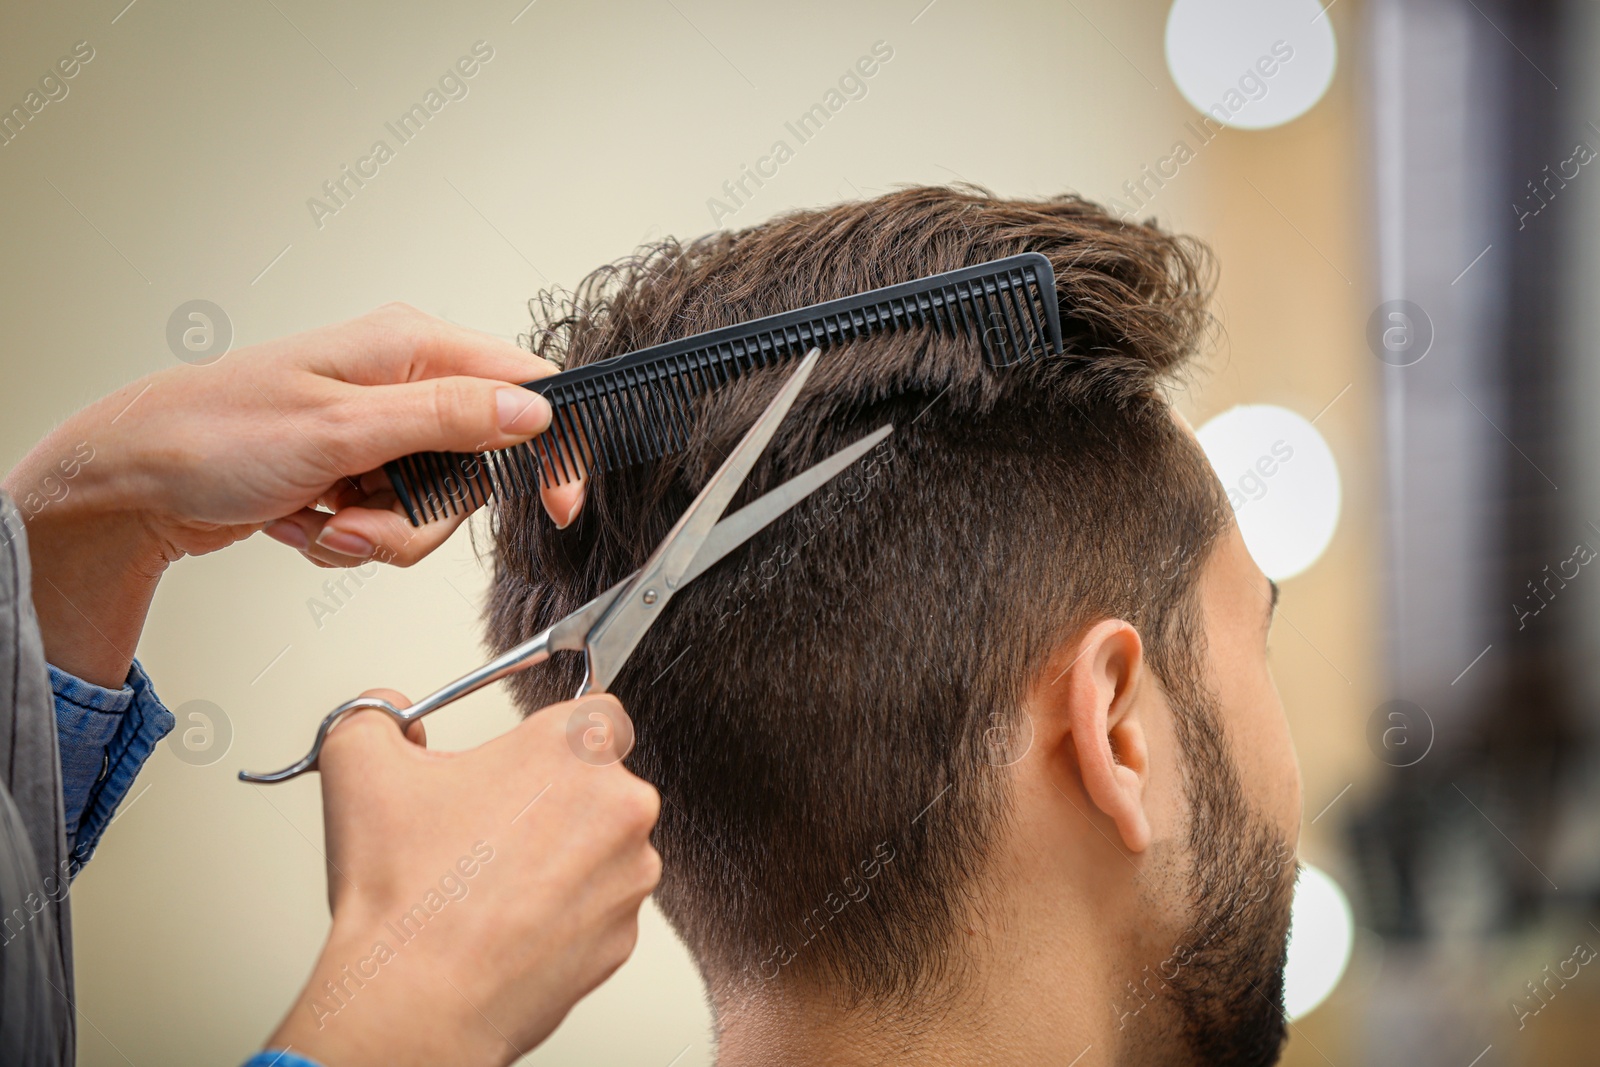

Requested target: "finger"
[
  {"left": 318, "top": 469, "right": 393, "bottom": 512},
  {"left": 325, "top": 376, "right": 555, "bottom": 475},
  {"left": 406, "top": 317, "right": 563, "bottom": 385},
  {"left": 265, "top": 502, "right": 470, "bottom": 568},
  {"left": 331, "top": 409, "right": 585, "bottom": 531},
  {"left": 328, "top": 303, "right": 562, "bottom": 387},
  {"left": 263, "top": 509, "right": 387, "bottom": 566},
  {"left": 263, "top": 510, "right": 319, "bottom": 551},
  {"left": 540, "top": 478, "right": 587, "bottom": 530},
  {"left": 318, "top": 503, "right": 470, "bottom": 567},
  {"left": 535, "top": 412, "right": 592, "bottom": 527},
  {"left": 339, "top": 465, "right": 582, "bottom": 536},
  {"left": 317, "top": 688, "right": 414, "bottom": 768},
  {"left": 403, "top": 719, "right": 427, "bottom": 748}
]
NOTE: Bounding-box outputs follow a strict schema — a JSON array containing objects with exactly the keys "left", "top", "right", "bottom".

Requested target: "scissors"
[{"left": 240, "top": 348, "right": 892, "bottom": 784}]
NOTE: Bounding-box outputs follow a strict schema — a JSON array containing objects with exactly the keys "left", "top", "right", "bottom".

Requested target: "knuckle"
[
  {"left": 362, "top": 303, "right": 441, "bottom": 372},
  {"left": 430, "top": 378, "right": 487, "bottom": 443},
  {"left": 360, "top": 302, "right": 429, "bottom": 353},
  {"left": 605, "top": 918, "right": 641, "bottom": 971},
  {"left": 620, "top": 778, "right": 661, "bottom": 833},
  {"left": 372, "top": 300, "right": 424, "bottom": 324},
  {"left": 307, "top": 393, "right": 365, "bottom": 471},
  {"left": 305, "top": 388, "right": 356, "bottom": 441},
  {"left": 639, "top": 844, "right": 663, "bottom": 891}
]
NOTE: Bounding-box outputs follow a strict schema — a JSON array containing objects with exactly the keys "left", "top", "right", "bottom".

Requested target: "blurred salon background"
[{"left": 1, "top": 0, "right": 1595, "bottom": 1063}]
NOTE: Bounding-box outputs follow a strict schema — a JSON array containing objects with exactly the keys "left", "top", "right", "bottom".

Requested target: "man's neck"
[
  {"left": 705, "top": 790, "right": 1194, "bottom": 1066},
  {"left": 709, "top": 923, "right": 1119, "bottom": 1066}
]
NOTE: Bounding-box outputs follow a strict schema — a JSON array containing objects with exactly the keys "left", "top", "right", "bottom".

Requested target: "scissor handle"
[
  {"left": 235, "top": 696, "right": 407, "bottom": 784},
  {"left": 238, "top": 626, "right": 557, "bottom": 784}
]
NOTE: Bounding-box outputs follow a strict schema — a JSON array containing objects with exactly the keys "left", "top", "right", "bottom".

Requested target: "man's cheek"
[
  {"left": 1247, "top": 687, "right": 1301, "bottom": 845},
  {"left": 1211, "top": 658, "right": 1299, "bottom": 843}
]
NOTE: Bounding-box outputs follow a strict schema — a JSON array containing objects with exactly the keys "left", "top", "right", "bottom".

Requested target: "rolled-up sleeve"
[
  {"left": 240, "top": 1051, "right": 325, "bottom": 1067},
  {"left": 51, "top": 658, "right": 174, "bottom": 870}
]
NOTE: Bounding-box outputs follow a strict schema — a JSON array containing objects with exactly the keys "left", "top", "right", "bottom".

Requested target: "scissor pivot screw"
[{"left": 642, "top": 588, "right": 659, "bottom": 605}]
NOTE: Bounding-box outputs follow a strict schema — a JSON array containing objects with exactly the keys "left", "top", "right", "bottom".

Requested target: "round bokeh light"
[
  {"left": 1164, "top": 0, "right": 1337, "bottom": 131},
  {"left": 1283, "top": 863, "right": 1355, "bottom": 1020},
  {"left": 1197, "top": 404, "right": 1341, "bottom": 581}
]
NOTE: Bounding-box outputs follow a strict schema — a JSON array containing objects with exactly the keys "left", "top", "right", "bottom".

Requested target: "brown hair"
[{"left": 488, "top": 186, "right": 1229, "bottom": 1004}]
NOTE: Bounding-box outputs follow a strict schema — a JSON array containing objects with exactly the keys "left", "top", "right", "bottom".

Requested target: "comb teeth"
[{"left": 386, "top": 253, "right": 1062, "bottom": 525}]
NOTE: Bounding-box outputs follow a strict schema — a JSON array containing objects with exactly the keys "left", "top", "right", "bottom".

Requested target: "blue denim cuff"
[
  {"left": 240, "top": 1051, "right": 325, "bottom": 1067},
  {"left": 51, "top": 658, "right": 174, "bottom": 871}
]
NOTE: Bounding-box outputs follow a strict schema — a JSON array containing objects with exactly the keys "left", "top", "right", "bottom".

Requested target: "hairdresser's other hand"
[
  {"left": 4, "top": 303, "right": 584, "bottom": 684},
  {"left": 267, "top": 691, "right": 658, "bottom": 1067},
  {"left": 24, "top": 302, "right": 585, "bottom": 562}
]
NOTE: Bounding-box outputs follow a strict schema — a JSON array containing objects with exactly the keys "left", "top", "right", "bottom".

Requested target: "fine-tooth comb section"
[{"left": 386, "top": 252, "right": 1062, "bottom": 525}]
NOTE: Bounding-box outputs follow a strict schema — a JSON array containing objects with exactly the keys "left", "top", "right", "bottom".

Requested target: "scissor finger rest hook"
[{"left": 238, "top": 695, "right": 411, "bottom": 785}]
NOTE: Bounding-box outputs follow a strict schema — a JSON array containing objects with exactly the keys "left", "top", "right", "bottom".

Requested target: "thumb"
[
  {"left": 329, "top": 377, "right": 554, "bottom": 475},
  {"left": 318, "top": 689, "right": 416, "bottom": 778}
]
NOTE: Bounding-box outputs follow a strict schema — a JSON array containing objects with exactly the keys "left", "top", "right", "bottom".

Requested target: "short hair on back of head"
[{"left": 487, "top": 186, "right": 1230, "bottom": 1005}]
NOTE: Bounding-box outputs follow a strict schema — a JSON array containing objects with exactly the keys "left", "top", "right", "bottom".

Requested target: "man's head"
[{"left": 489, "top": 187, "right": 1302, "bottom": 1064}]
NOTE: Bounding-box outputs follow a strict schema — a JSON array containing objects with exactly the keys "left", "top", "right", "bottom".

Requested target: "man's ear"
[{"left": 1031, "top": 620, "right": 1152, "bottom": 854}]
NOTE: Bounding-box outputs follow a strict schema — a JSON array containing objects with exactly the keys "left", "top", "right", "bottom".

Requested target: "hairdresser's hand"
[
  {"left": 268, "top": 691, "right": 658, "bottom": 1067},
  {"left": 4, "top": 304, "right": 584, "bottom": 685}
]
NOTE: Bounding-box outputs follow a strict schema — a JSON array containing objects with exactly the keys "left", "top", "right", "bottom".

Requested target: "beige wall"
[{"left": 0, "top": 0, "right": 1371, "bottom": 1063}]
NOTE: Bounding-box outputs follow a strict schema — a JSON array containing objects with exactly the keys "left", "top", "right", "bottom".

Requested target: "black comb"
[{"left": 386, "top": 252, "right": 1062, "bottom": 525}]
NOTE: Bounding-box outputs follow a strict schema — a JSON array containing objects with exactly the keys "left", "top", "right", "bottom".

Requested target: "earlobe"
[
  {"left": 1104, "top": 702, "right": 1152, "bottom": 853},
  {"left": 1039, "top": 620, "right": 1153, "bottom": 854}
]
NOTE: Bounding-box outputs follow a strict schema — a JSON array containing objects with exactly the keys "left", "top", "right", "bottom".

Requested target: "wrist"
[
  {"left": 271, "top": 922, "right": 506, "bottom": 1067},
  {"left": 5, "top": 428, "right": 169, "bottom": 687},
  {"left": 8, "top": 381, "right": 168, "bottom": 521}
]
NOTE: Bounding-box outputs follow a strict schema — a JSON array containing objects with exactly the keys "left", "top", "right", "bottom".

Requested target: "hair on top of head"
[
  {"left": 524, "top": 183, "right": 1214, "bottom": 396},
  {"left": 490, "top": 185, "right": 1229, "bottom": 1005}
]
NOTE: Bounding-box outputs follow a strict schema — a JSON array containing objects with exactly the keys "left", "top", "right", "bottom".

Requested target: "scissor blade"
[
  {"left": 580, "top": 348, "right": 822, "bottom": 692},
  {"left": 681, "top": 423, "right": 892, "bottom": 583},
  {"left": 651, "top": 347, "right": 823, "bottom": 592},
  {"left": 549, "top": 422, "right": 895, "bottom": 653}
]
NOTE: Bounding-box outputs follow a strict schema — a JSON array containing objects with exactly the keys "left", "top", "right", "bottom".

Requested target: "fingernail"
[
  {"left": 498, "top": 388, "right": 552, "bottom": 435},
  {"left": 554, "top": 483, "right": 587, "bottom": 530},
  {"left": 263, "top": 520, "right": 309, "bottom": 550},
  {"left": 315, "top": 527, "right": 375, "bottom": 559}
]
